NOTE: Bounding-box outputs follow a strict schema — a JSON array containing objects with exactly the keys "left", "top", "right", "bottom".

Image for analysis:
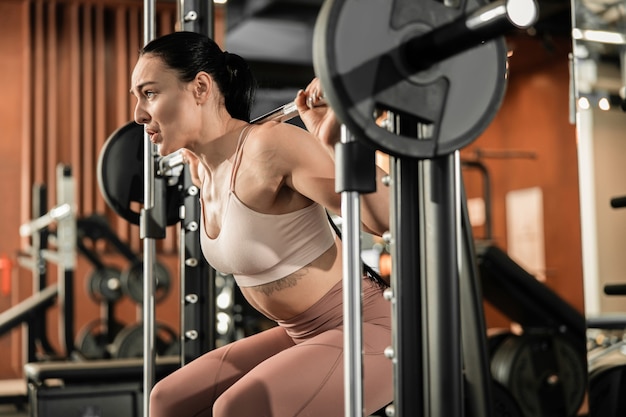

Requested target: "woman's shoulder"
[
  {"left": 245, "top": 121, "right": 311, "bottom": 152},
  {"left": 249, "top": 120, "right": 306, "bottom": 137}
]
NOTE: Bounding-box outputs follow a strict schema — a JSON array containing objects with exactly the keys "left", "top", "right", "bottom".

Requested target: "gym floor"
[{"left": 0, "top": 404, "right": 27, "bottom": 417}]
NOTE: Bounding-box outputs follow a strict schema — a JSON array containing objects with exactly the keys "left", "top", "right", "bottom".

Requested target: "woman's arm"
[{"left": 292, "top": 79, "right": 390, "bottom": 237}]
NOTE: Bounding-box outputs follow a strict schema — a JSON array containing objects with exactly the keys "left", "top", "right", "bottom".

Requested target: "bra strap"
[{"left": 230, "top": 125, "right": 253, "bottom": 191}]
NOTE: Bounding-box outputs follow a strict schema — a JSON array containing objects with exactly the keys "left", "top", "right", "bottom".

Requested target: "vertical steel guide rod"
[
  {"left": 143, "top": 0, "right": 156, "bottom": 415},
  {"left": 340, "top": 125, "right": 364, "bottom": 417}
]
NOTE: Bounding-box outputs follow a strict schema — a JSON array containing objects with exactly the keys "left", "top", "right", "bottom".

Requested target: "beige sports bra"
[{"left": 199, "top": 126, "right": 335, "bottom": 287}]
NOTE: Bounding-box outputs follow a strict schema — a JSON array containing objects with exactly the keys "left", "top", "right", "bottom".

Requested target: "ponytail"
[
  {"left": 140, "top": 31, "right": 256, "bottom": 121},
  {"left": 221, "top": 51, "right": 257, "bottom": 121}
]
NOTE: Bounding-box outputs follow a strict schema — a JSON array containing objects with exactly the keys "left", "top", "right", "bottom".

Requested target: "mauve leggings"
[{"left": 149, "top": 277, "right": 393, "bottom": 417}]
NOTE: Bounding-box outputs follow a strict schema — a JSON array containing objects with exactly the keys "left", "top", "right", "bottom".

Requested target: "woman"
[{"left": 130, "top": 31, "right": 392, "bottom": 417}]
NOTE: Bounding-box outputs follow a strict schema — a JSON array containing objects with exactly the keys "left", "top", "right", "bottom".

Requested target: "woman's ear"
[{"left": 193, "top": 72, "right": 212, "bottom": 103}]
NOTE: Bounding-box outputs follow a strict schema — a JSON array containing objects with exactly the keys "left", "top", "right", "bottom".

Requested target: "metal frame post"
[
  {"left": 334, "top": 124, "right": 377, "bottom": 417},
  {"left": 339, "top": 125, "right": 364, "bottom": 417},
  {"left": 55, "top": 164, "right": 77, "bottom": 359},
  {"left": 390, "top": 153, "right": 464, "bottom": 417},
  {"left": 389, "top": 155, "right": 425, "bottom": 417},
  {"left": 141, "top": 1, "right": 157, "bottom": 416},
  {"left": 29, "top": 184, "right": 54, "bottom": 361},
  {"left": 180, "top": 171, "right": 215, "bottom": 362},
  {"left": 420, "top": 153, "right": 464, "bottom": 417},
  {"left": 179, "top": 0, "right": 214, "bottom": 37},
  {"left": 177, "top": 0, "right": 217, "bottom": 364}
]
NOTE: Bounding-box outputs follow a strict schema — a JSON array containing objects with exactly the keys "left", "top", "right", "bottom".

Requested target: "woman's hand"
[
  {"left": 180, "top": 149, "right": 201, "bottom": 188},
  {"left": 295, "top": 78, "right": 341, "bottom": 150}
]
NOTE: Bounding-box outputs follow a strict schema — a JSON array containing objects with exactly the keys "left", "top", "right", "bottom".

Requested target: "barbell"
[
  {"left": 99, "top": 0, "right": 537, "bottom": 223},
  {"left": 313, "top": 0, "right": 537, "bottom": 158},
  {"left": 99, "top": 95, "right": 329, "bottom": 225}
]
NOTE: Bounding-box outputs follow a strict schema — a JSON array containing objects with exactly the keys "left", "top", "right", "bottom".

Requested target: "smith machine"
[
  {"left": 20, "top": 0, "right": 590, "bottom": 417},
  {"left": 158, "top": 0, "right": 542, "bottom": 416}
]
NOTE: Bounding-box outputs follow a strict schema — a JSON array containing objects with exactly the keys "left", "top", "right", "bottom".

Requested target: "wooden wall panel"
[
  {"left": 81, "top": 3, "right": 95, "bottom": 215},
  {"left": 1, "top": 0, "right": 179, "bottom": 379},
  {"left": 462, "top": 35, "right": 584, "bottom": 329},
  {"left": 0, "top": 0, "right": 30, "bottom": 381}
]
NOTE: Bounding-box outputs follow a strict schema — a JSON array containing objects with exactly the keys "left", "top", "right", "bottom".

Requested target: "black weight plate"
[
  {"left": 97, "top": 122, "right": 144, "bottom": 225},
  {"left": 97, "top": 121, "right": 182, "bottom": 226},
  {"left": 588, "top": 347, "right": 626, "bottom": 416},
  {"left": 112, "top": 322, "right": 179, "bottom": 358},
  {"left": 75, "top": 319, "right": 125, "bottom": 360},
  {"left": 87, "top": 266, "right": 123, "bottom": 303},
  {"left": 487, "top": 330, "right": 514, "bottom": 358},
  {"left": 490, "top": 333, "right": 586, "bottom": 417},
  {"left": 121, "top": 261, "right": 171, "bottom": 304},
  {"left": 313, "top": 0, "right": 507, "bottom": 158},
  {"left": 589, "top": 363, "right": 626, "bottom": 416},
  {"left": 491, "top": 379, "right": 523, "bottom": 417}
]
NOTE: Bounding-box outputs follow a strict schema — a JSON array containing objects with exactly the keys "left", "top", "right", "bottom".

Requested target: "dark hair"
[{"left": 140, "top": 31, "right": 256, "bottom": 121}]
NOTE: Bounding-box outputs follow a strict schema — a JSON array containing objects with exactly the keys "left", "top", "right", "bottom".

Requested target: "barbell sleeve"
[{"left": 405, "top": 0, "right": 538, "bottom": 71}]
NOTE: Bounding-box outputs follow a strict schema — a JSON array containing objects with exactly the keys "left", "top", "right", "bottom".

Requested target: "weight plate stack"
[
  {"left": 588, "top": 346, "right": 626, "bottom": 416},
  {"left": 75, "top": 319, "right": 126, "bottom": 360},
  {"left": 110, "top": 322, "right": 180, "bottom": 358},
  {"left": 121, "top": 260, "right": 171, "bottom": 304},
  {"left": 490, "top": 333, "right": 586, "bottom": 417}
]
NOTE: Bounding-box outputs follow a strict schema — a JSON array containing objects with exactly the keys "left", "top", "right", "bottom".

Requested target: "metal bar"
[
  {"left": 0, "top": 285, "right": 58, "bottom": 337},
  {"left": 56, "top": 164, "right": 77, "bottom": 359},
  {"left": 340, "top": 125, "right": 364, "bottom": 417},
  {"left": 405, "top": 0, "right": 538, "bottom": 71},
  {"left": 30, "top": 183, "right": 53, "bottom": 360},
  {"left": 160, "top": 98, "right": 330, "bottom": 174},
  {"left": 421, "top": 154, "right": 463, "bottom": 417},
  {"left": 251, "top": 97, "right": 327, "bottom": 124},
  {"left": 143, "top": 0, "right": 157, "bottom": 416},
  {"left": 459, "top": 182, "right": 494, "bottom": 417},
  {"left": 179, "top": 0, "right": 214, "bottom": 38},
  {"left": 181, "top": 170, "right": 215, "bottom": 363},
  {"left": 390, "top": 155, "right": 424, "bottom": 417},
  {"left": 177, "top": 0, "right": 217, "bottom": 368},
  {"left": 461, "top": 160, "right": 493, "bottom": 240}
]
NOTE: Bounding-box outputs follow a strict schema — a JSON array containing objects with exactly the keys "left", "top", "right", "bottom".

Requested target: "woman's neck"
[{"left": 193, "top": 118, "right": 249, "bottom": 172}]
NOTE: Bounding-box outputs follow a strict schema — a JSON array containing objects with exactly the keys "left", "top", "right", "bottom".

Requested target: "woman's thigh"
[
  {"left": 149, "top": 325, "right": 295, "bottom": 417},
  {"left": 214, "top": 322, "right": 392, "bottom": 417}
]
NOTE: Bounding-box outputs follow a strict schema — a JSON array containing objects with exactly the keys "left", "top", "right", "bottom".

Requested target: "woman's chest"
[{"left": 200, "top": 165, "right": 284, "bottom": 238}]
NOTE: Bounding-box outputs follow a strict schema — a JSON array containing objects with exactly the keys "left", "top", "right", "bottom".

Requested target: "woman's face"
[{"left": 131, "top": 54, "right": 199, "bottom": 155}]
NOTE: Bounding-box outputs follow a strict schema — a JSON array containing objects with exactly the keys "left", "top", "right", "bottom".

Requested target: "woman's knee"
[
  {"left": 213, "top": 381, "right": 273, "bottom": 417},
  {"left": 149, "top": 378, "right": 175, "bottom": 415},
  {"left": 149, "top": 373, "right": 215, "bottom": 417}
]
